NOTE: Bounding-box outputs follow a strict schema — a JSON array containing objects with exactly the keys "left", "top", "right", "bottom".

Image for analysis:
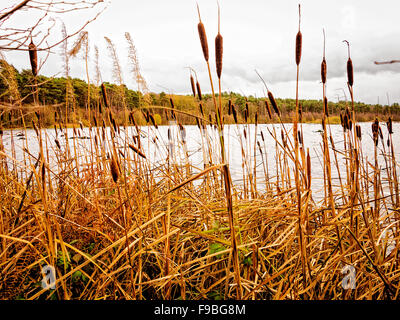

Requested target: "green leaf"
[
  {"left": 207, "top": 290, "right": 223, "bottom": 300},
  {"left": 209, "top": 243, "right": 226, "bottom": 258},
  {"left": 242, "top": 256, "right": 252, "bottom": 266},
  {"left": 72, "top": 270, "right": 82, "bottom": 282}
]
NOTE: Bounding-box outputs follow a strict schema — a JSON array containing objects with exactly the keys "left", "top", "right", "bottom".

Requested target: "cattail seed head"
[
  {"left": 132, "top": 114, "right": 138, "bottom": 129},
  {"left": 321, "top": 29, "right": 327, "bottom": 84},
  {"left": 345, "top": 107, "right": 351, "bottom": 119},
  {"left": 149, "top": 113, "right": 158, "bottom": 129},
  {"left": 108, "top": 110, "right": 114, "bottom": 125},
  {"left": 232, "top": 105, "right": 238, "bottom": 124},
  {"left": 199, "top": 103, "right": 204, "bottom": 116},
  {"left": 228, "top": 99, "right": 232, "bottom": 115},
  {"left": 372, "top": 118, "right": 379, "bottom": 134},
  {"left": 190, "top": 74, "right": 196, "bottom": 97},
  {"left": 298, "top": 130, "right": 303, "bottom": 145},
  {"left": 101, "top": 83, "right": 109, "bottom": 109},
  {"left": 322, "top": 117, "right": 326, "bottom": 132},
  {"left": 55, "top": 138, "right": 61, "bottom": 149},
  {"left": 112, "top": 118, "right": 117, "bottom": 133},
  {"left": 372, "top": 118, "right": 379, "bottom": 145},
  {"left": 347, "top": 58, "right": 354, "bottom": 87},
  {"left": 343, "top": 109, "right": 350, "bottom": 131},
  {"left": 265, "top": 100, "right": 272, "bottom": 119},
  {"left": 144, "top": 110, "right": 151, "bottom": 123},
  {"left": 387, "top": 117, "right": 393, "bottom": 134},
  {"left": 110, "top": 153, "right": 120, "bottom": 183},
  {"left": 196, "top": 81, "right": 202, "bottom": 100},
  {"left": 321, "top": 58, "right": 327, "bottom": 84},
  {"left": 324, "top": 97, "right": 329, "bottom": 117},
  {"left": 129, "top": 112, "right": 134, "bottom": 124},
  {"left": 356, "top": 124, "right": 362, "bottom": 140},
  {"left": 41, "top": 162, "right": 46, "bottom": 183},
  {"left": 378, "top": 126, "right": 383, "bottom": 140},
  {"left": 28, "top": 39, "right": 38, "bottom": 77},
  {"left": 343, "top": 40, "right": 354, "bottom": 87},
  {"left": 295, "top": 5, "right": 302, "bottom": 66},
  {"left": 268, "top": 91, "right": 280, "bottom": 117},
  {"left": 296, "top": 31, "right": 302, "bottom": 66},
  {"left": 215, "top": 33, "right": 223, "bottom": 79},
  {"left": 198, "top": 22, "right": 209, "bottom": 62}
]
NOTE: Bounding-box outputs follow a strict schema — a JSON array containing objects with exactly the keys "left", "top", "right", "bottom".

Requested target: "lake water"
[{"left": 1, "top": 122, "right": 399, "bottom": 199}]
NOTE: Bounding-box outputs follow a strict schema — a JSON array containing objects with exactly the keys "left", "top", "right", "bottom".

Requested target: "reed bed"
[{"left": 0, "top": 3, "right": 400, "bottom": 300}]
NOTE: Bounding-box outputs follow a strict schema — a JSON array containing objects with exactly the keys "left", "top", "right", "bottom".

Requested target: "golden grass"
[{"left": 0, "top": 3, "right": 400, "bottom": 301}]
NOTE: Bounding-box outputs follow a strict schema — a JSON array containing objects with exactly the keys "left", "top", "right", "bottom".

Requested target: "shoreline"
[{"left": 1, "top": 115, "right": 397, "bottom": 131}]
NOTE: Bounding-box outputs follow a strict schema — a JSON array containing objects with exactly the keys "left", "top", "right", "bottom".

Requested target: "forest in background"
[{"left": 1, "top": 59, "right": 399, "bottom": 129}]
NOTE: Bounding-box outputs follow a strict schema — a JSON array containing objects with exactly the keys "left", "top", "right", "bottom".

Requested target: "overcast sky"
[{"left": 2, "top": 0, "right": 400, "bottom": 104}]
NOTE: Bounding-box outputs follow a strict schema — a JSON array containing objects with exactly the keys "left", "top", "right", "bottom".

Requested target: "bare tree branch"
[
  {"left": 0, "top": 0, "right": 31, "bottom": 22},
  {"left": 0, "top": 0, "right": 107, "bottom": 52}
]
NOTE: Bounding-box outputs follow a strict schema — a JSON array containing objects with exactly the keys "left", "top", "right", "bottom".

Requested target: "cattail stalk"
[
  {"left": 293, "top": 4, "right": 310, "bottom": 286},
  {"left": 196, "top": 2, "right": 240, "bottom": 298},
  {"left": 344, "top": 40, "right": 359, "bottom": 238},
  {"left": 321, "top": 29, "right": 343, "bottom": 253}
]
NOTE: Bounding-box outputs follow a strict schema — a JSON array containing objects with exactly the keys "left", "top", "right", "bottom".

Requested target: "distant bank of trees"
[{"left": 0, "top": 60, "right": 398, "bottom": 128}]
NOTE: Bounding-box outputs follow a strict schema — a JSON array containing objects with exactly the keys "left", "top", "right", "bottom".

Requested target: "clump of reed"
[{"left": 0, "top": 2, "right": 400, "bottom": 302}]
